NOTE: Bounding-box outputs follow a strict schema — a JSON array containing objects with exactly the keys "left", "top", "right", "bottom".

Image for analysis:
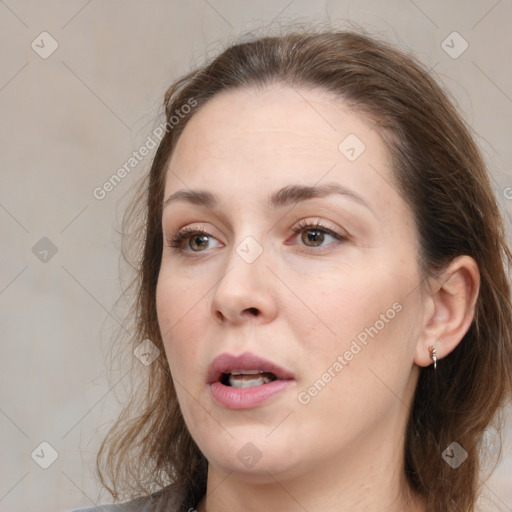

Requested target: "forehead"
[
  {"left": 171, "top": 85, "right": 384, "bottom": 162},
  {"left": 165, "top": 85, "right": 400, "bottom": 216}
]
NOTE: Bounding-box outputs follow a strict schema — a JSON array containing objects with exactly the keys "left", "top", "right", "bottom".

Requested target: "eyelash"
[
  {"left": 290, "top": 220, "right": 348, "bottom": 243},
  {"left": 167, "top": 226, "right": 213, "bottom": 250},
  {"left": 166, "top": 221, "right": 348, "bottom": 253}
]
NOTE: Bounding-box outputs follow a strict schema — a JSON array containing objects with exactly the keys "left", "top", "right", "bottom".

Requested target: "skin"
[{"left": 156, "top": 85, "right": 480, "bottom": 512}]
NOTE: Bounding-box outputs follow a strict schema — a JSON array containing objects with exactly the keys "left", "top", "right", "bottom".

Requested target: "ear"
[{"left": 414, "top": 255, "right": 480, "bottom": 368}]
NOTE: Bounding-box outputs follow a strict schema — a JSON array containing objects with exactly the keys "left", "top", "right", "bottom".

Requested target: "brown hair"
[{"left": 97, "top": 29, "right": 512, "bottom": 511}]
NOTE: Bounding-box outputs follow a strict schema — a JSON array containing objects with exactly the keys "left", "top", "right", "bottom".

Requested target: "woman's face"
[{"left": 157, "top": 85, "right": 426, "bottom": 482}]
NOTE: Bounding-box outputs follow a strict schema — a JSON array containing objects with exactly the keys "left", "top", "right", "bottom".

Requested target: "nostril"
[{"left": 213, "top": 306, "right": 261, "bottom": 323}]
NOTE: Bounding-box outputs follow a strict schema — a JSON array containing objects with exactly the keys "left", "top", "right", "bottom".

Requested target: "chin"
[{"left": 200, "top": 433, "right": 307, "bottom": 482}]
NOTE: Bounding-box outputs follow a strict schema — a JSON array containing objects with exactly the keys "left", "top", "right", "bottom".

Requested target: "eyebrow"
[
  {"left": 163, "top": 189, "right": 217, "bottom": 208},
  {"left": 163, "top": 182, "right": 375, "bottom": 216}
]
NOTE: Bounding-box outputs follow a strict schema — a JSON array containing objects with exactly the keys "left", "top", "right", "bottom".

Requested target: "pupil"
[
  {"left": 190, "top": 235, "right": 209, "bottom": 251},
  {"left": 302, "top": 229, "right": 324, "bottom": 246}
]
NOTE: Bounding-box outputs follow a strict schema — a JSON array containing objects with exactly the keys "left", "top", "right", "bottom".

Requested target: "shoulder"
[
  {"left": 70, "top": 484, "right": 200, "bottom": 512},
  {"left": 70, "top": 496, "right": 150, "bottom": 512},
  {"left": 71, "top": 504, "right": 137, "bottom": 512},
  {"left": 72, "top": 506, "right": 131, "bottom": 512}
]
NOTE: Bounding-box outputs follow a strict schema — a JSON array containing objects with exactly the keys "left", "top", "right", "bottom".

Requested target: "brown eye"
[
  {"left": 168, "top": 228, "right": 223, "bottom": 254},
  {"left": 301, "top": 229, "right": 326, "bottom": 247},
  {"left": 189, "top": 234, "right": 211, "bottom": 251},
  {"left": 289, "top": 222, "right": 347, "bottom": 249}
]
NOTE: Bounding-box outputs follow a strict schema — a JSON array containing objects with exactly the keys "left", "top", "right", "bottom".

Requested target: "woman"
[{"left": 76, "top": 29, "right": 512, "bottom": 512}]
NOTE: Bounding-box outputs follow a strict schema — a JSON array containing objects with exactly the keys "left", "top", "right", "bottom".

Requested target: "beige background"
[{"left": 1, "top": 1, "right": 511, "bottom": 511}]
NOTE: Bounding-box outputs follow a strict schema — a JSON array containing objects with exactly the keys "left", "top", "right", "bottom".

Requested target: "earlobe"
[{"left": 414, "top": 255, "right": 480, "bottom": 368}]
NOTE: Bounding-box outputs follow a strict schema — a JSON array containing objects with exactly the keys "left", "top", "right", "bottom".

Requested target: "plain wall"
[{"left": 1, "top": 1, "right": 511, "bottom": 511}]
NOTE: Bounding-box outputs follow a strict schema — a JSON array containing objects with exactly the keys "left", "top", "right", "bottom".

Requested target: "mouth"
[
  {"left": 207, "top": 352, "right": 295, "bottom": 409},
  {"left": 208, "top": 351, "right": 294, "bottom": 385},
  {"left": 220, "top": 370, "right": 278, "bottom": 388}
]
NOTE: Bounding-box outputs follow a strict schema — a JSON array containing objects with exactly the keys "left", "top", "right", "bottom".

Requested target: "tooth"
[
  {"left": 229, "top": 375, "right": 272, "bottom": 388},
  {"left": 230, "top": 370, "right": 262, "bottom": 375}
]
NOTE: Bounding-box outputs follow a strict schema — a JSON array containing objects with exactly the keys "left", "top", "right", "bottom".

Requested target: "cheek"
[
  {"left": 156, "top": 272, "right": 219, "bottom": 448},
  {"left": 289, "top": 262, "right": 417, "bottom": 391},
  {"left": 156, "top": 271, "right": 208, "bottom": 375},
  {"left": 291, "top": 268, "right": 402, "bottom": 346},
  {"left": 289, "top": 278, "right": 414, "bottom": 445}
]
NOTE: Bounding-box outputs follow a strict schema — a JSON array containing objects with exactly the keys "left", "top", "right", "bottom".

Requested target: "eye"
[
  {"left": 167, "top": 227, "right": 223, "bottom": 253},
  {"left": 290, "top": 221, "right": 347, "bottom": 248}
]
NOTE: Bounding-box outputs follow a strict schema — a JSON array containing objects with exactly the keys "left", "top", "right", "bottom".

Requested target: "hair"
[{"left": 97, "top": 28, "right": 512, "bottom": 511}]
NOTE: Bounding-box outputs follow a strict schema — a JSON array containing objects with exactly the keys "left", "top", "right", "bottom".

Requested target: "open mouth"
[
  {"left": 220, "top": 370, "right": 278, "bottom": 388},
  {"left": 207, "top": 352, "right": 294, "bottom": 409}
]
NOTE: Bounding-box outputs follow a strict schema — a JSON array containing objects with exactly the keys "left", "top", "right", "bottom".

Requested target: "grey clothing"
[{"left": 71, "top": 486, "right": 201, "bottom": 512}]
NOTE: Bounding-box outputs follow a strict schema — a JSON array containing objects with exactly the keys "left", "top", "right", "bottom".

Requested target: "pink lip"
[{"left": 207, "top": 352, "right": 295, "bottom": 410}]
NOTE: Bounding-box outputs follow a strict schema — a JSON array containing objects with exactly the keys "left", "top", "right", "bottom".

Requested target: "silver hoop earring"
[{"left": 429, "top": 345, "right": 437, "bottom": 370}]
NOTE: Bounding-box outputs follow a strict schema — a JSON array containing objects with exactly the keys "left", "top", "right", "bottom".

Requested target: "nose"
[{"left": 210, "top": 247, "right": 278, "bottom": 325}]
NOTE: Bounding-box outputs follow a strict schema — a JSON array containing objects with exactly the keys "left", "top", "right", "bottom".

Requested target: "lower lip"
[{"left": 210, "top": 380, "right": 294, "bottom": 409}]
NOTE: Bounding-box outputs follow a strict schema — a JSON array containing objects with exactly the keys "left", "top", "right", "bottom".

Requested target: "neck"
[{"left": 197, "top": 420, "right": 426, "bottom": 512}]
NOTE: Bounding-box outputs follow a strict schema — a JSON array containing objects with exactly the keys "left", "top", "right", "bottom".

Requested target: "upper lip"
[{"left": 207, "top": 351, "right": 295, "bottom": 384}]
